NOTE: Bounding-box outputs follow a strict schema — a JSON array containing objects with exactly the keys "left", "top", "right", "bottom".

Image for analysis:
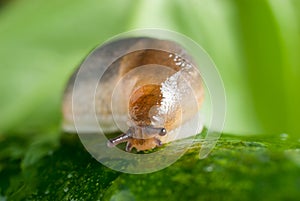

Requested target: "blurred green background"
[{"left": 0, "top": 0, "right": 300, "bottom": 136}]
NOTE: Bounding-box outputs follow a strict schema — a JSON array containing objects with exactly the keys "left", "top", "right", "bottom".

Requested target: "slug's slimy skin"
[{"left": 62, "top": 37, "right": 204, "bottom": 152}]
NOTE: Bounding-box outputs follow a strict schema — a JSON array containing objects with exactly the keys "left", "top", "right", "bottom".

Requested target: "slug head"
[
  {"left": 107, "top": 126, "right": 167, "bottom": 152},
  {"left": 107, "top": 84, "right": 168, "bottom": 152}
]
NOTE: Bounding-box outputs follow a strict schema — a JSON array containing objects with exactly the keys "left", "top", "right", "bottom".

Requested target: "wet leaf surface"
[{"left": 1, "top": 133, "right": 300, "bottom": 200}]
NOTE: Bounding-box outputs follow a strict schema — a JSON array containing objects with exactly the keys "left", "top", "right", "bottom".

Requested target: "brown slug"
[{"left": 62, "top": 37, "right": 204, "bottom": 152}]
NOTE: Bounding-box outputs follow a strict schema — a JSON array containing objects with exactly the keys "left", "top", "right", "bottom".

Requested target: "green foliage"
[
  {"left": 0, "top": 134, "right": 120, "bottom": 200},
  {"left": 1, "top": 134, "right": 300, "bottom": 200},
  {"left": 0, "top": 1, "right": 300, "bottom": 199}
]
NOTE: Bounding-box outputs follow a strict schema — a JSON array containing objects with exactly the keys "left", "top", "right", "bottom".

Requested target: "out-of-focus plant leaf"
[
  {"left": 0, "top": 0, "right": 299, "bottom": 135},
  {"left": 267, "top": 0, "right": 300, "bottom": 134},
  {"left": 236, "top": 0, "right": 300, "bottom": 134},
  {"left": 169, "top": 0, "right": 261, "bottom": 134},
  {"left": 0, "top": 0, "right": 137, "bottom": 134}
]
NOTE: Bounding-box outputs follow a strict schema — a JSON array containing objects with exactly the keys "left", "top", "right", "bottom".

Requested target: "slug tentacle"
[
  {"left": 154, "top": 138, "right": 163, "bottom": 146},
  {"left": 107, "top": 132, "right": 132, "bottom": 147},
  {"left": 125, "top": 142, "right": 133, "bottom": 152}
]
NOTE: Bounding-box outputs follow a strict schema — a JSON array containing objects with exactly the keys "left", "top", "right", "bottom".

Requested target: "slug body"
[{"left": 63, "top": 37, "right": 204, "bottom": 152}]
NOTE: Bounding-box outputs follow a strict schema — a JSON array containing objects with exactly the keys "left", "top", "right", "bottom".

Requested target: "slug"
[{"left": 62, "top": 37, "right": 204, "bottom": 152}]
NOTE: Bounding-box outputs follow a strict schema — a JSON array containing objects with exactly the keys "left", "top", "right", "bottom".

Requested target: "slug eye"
[{"left": 159, "top": 128, "right": 167, "bottom": 136}]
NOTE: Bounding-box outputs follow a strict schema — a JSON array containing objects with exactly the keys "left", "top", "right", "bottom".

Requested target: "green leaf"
[{"left": 2, "top": 133, "right": 300, "bottom": 200}]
